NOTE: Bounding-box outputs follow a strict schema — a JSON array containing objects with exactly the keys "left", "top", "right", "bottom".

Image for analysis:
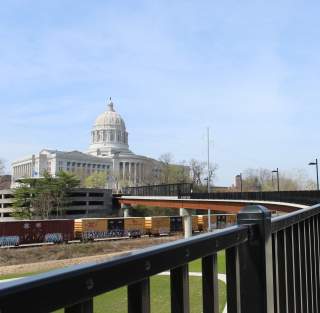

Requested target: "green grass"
[
  {"left": 0, "top": 272, "right": 43, "bottom": 280},
  {"left": 189, "top": 250, "right": 226, "bottom": 274},
  {"left": 2, "top": 252, "right": 227, "bottom": 312},
  {"left": 54, "top": 276, "right": 226, "bottom": 313}
]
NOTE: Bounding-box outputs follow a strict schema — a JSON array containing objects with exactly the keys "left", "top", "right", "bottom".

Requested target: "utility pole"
[
  {"left": 207, "top": 127, "right": 211, "bottom": 231},
  {"left": 272, "top": 168, "right": 280, "bottom": 192},
  {"left": 309, "top": 159, "right": 319, "bottom": 191}
]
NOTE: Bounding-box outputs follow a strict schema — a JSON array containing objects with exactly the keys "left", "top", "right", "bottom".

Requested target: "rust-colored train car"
[{"left": 0, "top": 219, "right": 74, "bottom": 245}]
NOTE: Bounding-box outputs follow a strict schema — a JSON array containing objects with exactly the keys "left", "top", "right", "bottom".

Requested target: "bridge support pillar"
[
  {"left": 180, "top": 208, "right": 192, "bottom": 238},
  {"left": 121, "top": 204, "right": 130, "bottom": 217}
]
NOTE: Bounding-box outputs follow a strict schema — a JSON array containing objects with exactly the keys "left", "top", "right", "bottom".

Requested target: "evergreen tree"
[{"left": 12, "top": 171, "right": 80, "bottom": 219}]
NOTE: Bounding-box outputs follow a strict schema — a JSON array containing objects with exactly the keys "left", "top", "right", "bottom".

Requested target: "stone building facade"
[{"left": 11, "top": 99, "right": 162, "bottom": 189}]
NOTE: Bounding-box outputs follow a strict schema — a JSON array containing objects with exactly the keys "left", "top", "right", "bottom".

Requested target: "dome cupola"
[{"left": 88, "top": 98, "right": 130, "bottom": 156}]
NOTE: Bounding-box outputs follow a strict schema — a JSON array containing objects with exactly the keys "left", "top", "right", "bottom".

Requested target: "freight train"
[{"left": 0, "top": 214, "right": 237, "bottom": 247}]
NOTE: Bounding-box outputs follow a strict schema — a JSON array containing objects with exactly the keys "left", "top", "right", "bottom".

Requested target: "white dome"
[
  {"left": 94, "top": 101, "right": 126, "bottom": 128},
  {"left": 88, "top": 98, "right": 130, "bottom": 156}
]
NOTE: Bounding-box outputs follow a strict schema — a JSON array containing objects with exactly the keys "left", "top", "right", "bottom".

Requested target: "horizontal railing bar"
[
  {"left": 272, "top": 204, "right": 320, "bottom": 233},
  {"left": 0, "top": 225, "right": 249, "bottom": 313}
]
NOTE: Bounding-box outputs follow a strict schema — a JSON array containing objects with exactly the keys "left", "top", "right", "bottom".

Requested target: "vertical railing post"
[{"left": 237, "top": 205, "right": 274, "bottom": 313}]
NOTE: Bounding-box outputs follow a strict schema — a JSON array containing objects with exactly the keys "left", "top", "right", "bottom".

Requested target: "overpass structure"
[
  {"left": 117, "top": 195, "right": 308, "bottom": 213},
  {"left": 117, "top": 195, "right": 308, "bottom": 238}
]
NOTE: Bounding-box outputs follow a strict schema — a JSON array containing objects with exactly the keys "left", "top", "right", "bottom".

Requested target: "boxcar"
[
  {"left": 74, "top": 218, "right": 108, "bottom": 240},
  {"left": 192, "top": 215, "right": 200, "bottom": 232},
  {"left": 145, "top": 216, "right": 170, "bottom": 236},
  {"left": 170, "top": 216, "right": 183, "bottom": 233},
  {"left": 0, "top": 219, "right": 74, "bottom": 246},
  {"left": 199, "top": 215, "right": 217, "bottom": 231},
  {"left": 124, "top": 217, "right": 145, "bottom": 237}
]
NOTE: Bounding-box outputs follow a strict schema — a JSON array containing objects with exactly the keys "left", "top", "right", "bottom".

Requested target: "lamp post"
[
  {"left": 309, "top": 158, "right": 319, "bottom": 190},
  {"left": 237, "top": 173, "right": 243, "bottom": 193},
  {"left": 272, "top": 168, "right": 280, "bottom": 192}
]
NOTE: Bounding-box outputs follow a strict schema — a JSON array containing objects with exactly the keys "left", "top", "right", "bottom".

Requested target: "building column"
[
  {"left": 140, "top": 163, "right": 143, "bottom": 183},
  {"left": 128, "top": 162, "right": 131, "bottom": 182},
  {"left": 134, "top": 163, "right": 137, "bottom": 185},
  {"left": 180, "top": 208, "right": 192, "bottom": 238},
  {"left": 136, "top": 163, "right": 139, "bottom": 183}
]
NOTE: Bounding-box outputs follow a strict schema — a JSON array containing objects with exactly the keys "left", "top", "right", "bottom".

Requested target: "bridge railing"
[
  {"left": 1, "top": 203, "right": 320, "bottom": 313},
  {"left": 122, "top": 183, "right": 192, "bottom": 197},
  {"left": 185, "top": 190, "right": 320, "bottom": 205}
]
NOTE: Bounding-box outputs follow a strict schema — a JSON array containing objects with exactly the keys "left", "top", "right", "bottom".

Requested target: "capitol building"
[{"left": 12, "top": 99, "right": 162, "bottom": 189}]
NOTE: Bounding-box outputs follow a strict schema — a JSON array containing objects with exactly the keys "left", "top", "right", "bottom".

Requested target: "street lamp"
[
  {"left": 272, "top": 168, "right": 280, "bottom": 192},
  {"left": 237, "top": 173, "right": 243, "bottom": 193},
  {"left": 309, "top": 158, "right": 319, "bottom": 190}
]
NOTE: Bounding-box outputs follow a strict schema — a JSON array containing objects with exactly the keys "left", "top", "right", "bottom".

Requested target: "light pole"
[
  {"left": 237, "top": 173, "right": 243, "bottom": 193},
  {"left": 272, "top": 168, "right": 280, "bottom": 192},
  {"left": 309, "top": 158, "right": 319, "bottom": 190},
  {"left": 207, "top": 127, "right": 211, "bottom": 231}
]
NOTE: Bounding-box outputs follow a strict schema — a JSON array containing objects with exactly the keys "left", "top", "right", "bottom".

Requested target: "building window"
[
  {"left": 82, "top": 163, "right": 86, "bottom": 167},
  {"left": 72, "top": 162, "right": 75, "bottom": 166},
  {"left": 93, "top": 164, "right": 96, "bottom": 168},
  {"left": 97, "top": 164, "right": 101, "bottom": 169},
  {"left": 87, "top": 164, "right": 91, "bottom": 168},
  {"left": 67, "top": 162, "right": 70, "bottom": 166}
]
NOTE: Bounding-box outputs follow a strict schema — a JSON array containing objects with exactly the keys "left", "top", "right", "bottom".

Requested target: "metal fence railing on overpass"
[
  {"left": 2, "top": 203, "right": 320, "bottom": 312},
  {"left": 122, "top": 183, "right": 192, "bottom": 197},
  {"left": 183, "top": 190, "right": 320, "bottom": 206}
]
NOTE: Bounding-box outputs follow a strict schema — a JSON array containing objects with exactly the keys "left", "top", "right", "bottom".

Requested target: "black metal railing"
[
  {"left": 122, "top": 183, "right": 192, "bottom": 197},
  {"left": 1, "top": 203, "right": 320, "bottom": 312},
  {"left": 186, "top": 190, "right": 320, "bottom": 205}
]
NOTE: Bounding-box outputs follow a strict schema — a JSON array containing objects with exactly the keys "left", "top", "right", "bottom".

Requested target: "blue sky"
[{"left": 1, "top": 0, "right": 320, "bottom": 185}]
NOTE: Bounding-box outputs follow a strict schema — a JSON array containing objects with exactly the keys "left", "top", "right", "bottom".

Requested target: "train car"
[
  {"left": 225, "top": 214, "right": 237, "bottom": 226},
  {"left": 0, "top": 219, "right": 74, "bottom": 246},
  {"left": 75, "top": 217, "right": 146, "bottom": 240},
  {"left": 145, "top": 216, "right": 170, "bottom": 236},
  {"left": 199, "top": 215, "right": 217, "bottom": 231},
  {"left": 124, "top": 217, "right": 145, "bottom": 238},
  {"left": 216, "top": 214, "right": 237, "bottom": 229},
  {"left": 170, "top": 216, "right": 183, "bottom": 233},
  {"left": 74, "top": 218, "right": 108, "bottom": 240},
  {"left": 192, "top": 215, "right": 200, "bottom": 232}
]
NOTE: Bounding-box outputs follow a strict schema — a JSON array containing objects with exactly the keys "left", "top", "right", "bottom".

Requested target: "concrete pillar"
[
  {"left": 121, "top": 204, "right": 130, "bottom": 217},
  {"left": 180, "top": 208, "right": 192, "bottom": 238}
]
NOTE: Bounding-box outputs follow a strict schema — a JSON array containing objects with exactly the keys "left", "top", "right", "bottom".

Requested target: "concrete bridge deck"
[{"left": 118, "top": 196, "right": 308, "bottom": 213}]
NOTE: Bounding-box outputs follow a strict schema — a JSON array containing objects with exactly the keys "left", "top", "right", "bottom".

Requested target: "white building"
[{"left": 12, "top": 99, "right": 162, "bottom": 189}]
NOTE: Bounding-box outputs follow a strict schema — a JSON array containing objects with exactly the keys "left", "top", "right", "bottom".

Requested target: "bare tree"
[
  {"left": 242, "top": 168, "right": 314, "bottom": 191},
  {"left": 189, "top": 159, "right": 206, "bottom": 185},
  {"left": 0, "top": 159, "right": 5, "bottom": 175},
  {"left": 158, "top": 153, "right": 174, "bottom": 184}
]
